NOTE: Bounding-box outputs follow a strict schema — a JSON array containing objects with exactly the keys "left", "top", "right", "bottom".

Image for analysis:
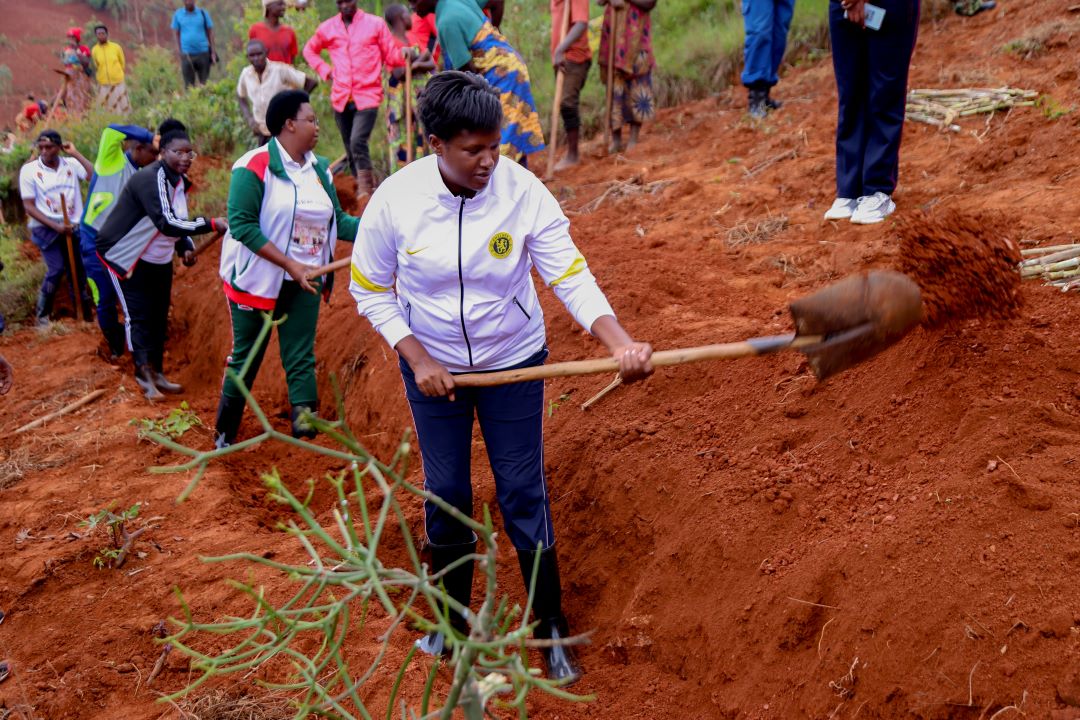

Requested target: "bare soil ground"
[{"left": 2, "top": 0, "right": 1080, "bottom": 717}]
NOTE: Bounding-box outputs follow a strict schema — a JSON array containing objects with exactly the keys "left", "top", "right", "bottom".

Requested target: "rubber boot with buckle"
[
  {"left": 290, "top": 404, "right": 319, "bottom": 439},
  {"left": 135, "top": 364, "right": 165, "bottom": 401},
  {"left": 214, "top": 393, "right": 246, "bottom": 449},
  {"left": 416, "top": 541, "right": 475, "bottom": 656},
  {"left": 516, "top": 546, "right": 582, "bottom": 685}
]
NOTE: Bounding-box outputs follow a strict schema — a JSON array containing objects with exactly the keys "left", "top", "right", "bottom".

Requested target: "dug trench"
[{"left": 2, "top": 0, "right": 1080, "bottom": 716}]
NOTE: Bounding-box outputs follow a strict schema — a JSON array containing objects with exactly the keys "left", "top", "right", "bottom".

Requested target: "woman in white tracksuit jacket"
[{"left": 350, "top": 71, "right": 652, "bottom": 684}]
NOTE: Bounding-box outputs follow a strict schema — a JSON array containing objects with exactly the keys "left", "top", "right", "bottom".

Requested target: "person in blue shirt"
[
  {"left": 81, "top": 124, "right": 159, "bottom": 359},
  {"left": 172, "top": 0, "right": 218, "bottom": 88}
]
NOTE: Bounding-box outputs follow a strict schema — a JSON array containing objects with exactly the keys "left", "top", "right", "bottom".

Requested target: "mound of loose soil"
[{"left": 896, "top": 209, "right": 1023, "bottom": 327}]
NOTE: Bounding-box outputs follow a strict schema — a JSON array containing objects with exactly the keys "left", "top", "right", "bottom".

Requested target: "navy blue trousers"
[
  {"left": 31, "top": 226, "right": 89, "bottom": 313},
  {"left": 80, "top": 224, "right": 126, "bottom": 355},
  {"left": 741, "top": 0, "right": 796, "bottom": 88},
  {"left": 829, "top": 0, "right": 920, "bottom": 198},
  {"left": 401, "top": 348, "right": 554, "bottom": 551}
]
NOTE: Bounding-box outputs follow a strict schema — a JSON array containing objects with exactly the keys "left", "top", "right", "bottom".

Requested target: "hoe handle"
[{"left": 453, "top": 334, "right": 822, "bottom": 387}]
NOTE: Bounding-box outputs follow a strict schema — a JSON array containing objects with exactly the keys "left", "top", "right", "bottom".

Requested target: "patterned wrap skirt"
[{"left": 469, "top": 24, "right": 545, "bottom": 161}]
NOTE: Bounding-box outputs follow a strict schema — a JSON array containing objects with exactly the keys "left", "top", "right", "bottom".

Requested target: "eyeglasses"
[
  {"left": 294, "top": 116, "right": 319, "bottom": 127},
  {"left": 167, "top": 149, "right": 198, "bottom": 160}
]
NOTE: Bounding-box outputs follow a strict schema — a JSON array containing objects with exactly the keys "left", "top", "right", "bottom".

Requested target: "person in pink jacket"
[{"left": 304, "top": 0, "right": 405, "bottom": 199}]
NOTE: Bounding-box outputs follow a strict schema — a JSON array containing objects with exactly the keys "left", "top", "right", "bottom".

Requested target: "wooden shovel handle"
[
  {"left": 307, "top": 256, "right": 351, "bottom": 280},
  {"left": 544, "top": 0, "right": 573, "bottom": 181},
  {"left": 453, "top": 334, "right": 822, "bottom": 387}
]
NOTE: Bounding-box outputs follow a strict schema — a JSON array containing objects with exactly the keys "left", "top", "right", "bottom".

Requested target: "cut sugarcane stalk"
[
  {"left": 1021, "top": 244, "right": 1080, "bottom": 257},
  {"left": 1020, "top": 246, "right": 1080, "bottom": 267}
]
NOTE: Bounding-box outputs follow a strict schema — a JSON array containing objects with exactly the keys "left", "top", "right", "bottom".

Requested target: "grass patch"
[
  {"left": 725, "top": 213, "right": 789, "bottom": 247},
  {"left": 0, "top": 446, "right": 65, "bottom": 491},
  {"left": 1001, "top": 21, "right": 1075, "bottom": 59},
  {"left": 0, "top": 224, "right": 44, "bottom": 329}
]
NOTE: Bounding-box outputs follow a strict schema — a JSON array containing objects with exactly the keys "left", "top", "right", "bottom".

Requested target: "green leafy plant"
[
  {"left": 79, "top": 502, "right": 145, "bottom": 569},
  {"left": 131, "top": 401, "right": 203, "bottom": 440},
  {"left": 141, "top": 314, "right": 591, "bottom": 719},
  {"left": 1037, "top": 94, "right": 1073, "bottom": 121}
]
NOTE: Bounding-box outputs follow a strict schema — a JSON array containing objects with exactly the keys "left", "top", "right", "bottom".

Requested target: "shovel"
[{"left": 452, "top": 270, "right": 922, "bottom": 388}]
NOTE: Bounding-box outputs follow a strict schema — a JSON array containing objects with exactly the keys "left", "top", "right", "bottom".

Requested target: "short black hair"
[
  {"left": 420, "top": 71, "right": 502, "bottom": 141},
  {"left": 94, "top": 24, "right": 108, "bottom": 33},
  {"left": 384, "top": 3, "right": 409, "bottom": 24},
  {"left": 37, "top": 130, "right": 62, "bottom": 146},
  {"left": 158, "top": 118, "right": 189, "bottom": 150},
  {"left": 265, "top": 90, "right": 310, "bottom": 136}
]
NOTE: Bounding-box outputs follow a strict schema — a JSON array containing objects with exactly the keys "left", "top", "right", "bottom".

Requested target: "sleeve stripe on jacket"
[
  {"left": 156, "top": 167, "right": 203, "bottom": 231},
  {"left": 549, "top": 255, "right": 587, "bottom": 287},
  {"left": 351, "top": 263, "right": 390, "bottom": 292}
]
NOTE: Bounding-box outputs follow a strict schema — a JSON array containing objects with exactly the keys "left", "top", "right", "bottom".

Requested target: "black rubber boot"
[
  {"left": 290, "top": 403, "right": 319, "bottom": 439},
  {"left": 34, "top": 288, "right": 55, "bottom": 327},
  {"left": 153, "top": 372, "right": 183, "bottom": 394},
  {"left": 134, "top": 364, "right": 165, "bottom": 401},
  {"left": 765, "top": 88, "right": 783, "bottom": 111},
  {"left": 416, "top": 541, "right": 475, "bottom": 656},
  {"left": 214, "top": 394, "right": 247, "bottom": 449},
  {"left": 748, "top": 88, "right": 768, "bottom": 120},
  {"left": 517, "top": 546, "right": 582, "bottom": 685}
]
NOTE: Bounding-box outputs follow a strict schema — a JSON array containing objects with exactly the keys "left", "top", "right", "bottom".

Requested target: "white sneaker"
[
  {"left": 850, "top": 192, "right": 896, "bottom": 225},
  {"left": 823, "top": 197, "right": 857, "bottom": 220}
]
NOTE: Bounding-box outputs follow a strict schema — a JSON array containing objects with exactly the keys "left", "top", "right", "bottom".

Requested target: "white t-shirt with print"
[
  {"left": 282, "top": 150, "right": 333, "bottom": 268},
  {"left": 19, "top": 157, "right": 88, "bottom": 229}
]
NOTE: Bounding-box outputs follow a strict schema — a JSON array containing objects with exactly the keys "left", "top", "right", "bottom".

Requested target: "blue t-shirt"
[{"left": 171, "top": 7, "right": 213, "bottom": 55}]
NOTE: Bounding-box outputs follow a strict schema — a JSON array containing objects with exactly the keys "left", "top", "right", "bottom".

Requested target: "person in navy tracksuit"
[
  {"left": 740, "top": 0, "right": 796, "bottom": 119},
  {"left": 824, "top": 0, "right": 920, "bottom": 225}
]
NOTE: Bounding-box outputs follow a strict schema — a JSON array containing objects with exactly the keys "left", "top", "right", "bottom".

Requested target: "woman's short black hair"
[
  {"left": 36, "top": 130, "right": 62, "bottom": 146},
  {"left": 419, "top": 71, "right": 502, "bottom": 141},
  {"left": 158, "top": 118, "right": 189, "bottom": 149},
  {"left": 266, "top": 90, "right": 310, "bottom": 137}
]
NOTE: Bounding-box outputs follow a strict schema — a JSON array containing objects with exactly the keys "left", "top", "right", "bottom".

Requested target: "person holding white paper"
[{"left": 823, "top": 0, "right": 920, "bottom": 225}]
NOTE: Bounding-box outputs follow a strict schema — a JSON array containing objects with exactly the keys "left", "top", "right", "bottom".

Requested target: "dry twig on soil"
[
  {"left": 725, "top": 214, "right": 789, "bottom": 247},
  {"left": 577, "top": 176, "right": 673, "bottom": 213}
]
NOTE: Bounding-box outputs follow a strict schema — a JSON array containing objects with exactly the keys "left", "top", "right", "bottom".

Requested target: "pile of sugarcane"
[
  {"left": 1018, "top": 244, "right": 1080, "bottom": 292},
  {"left": 906, "top": 88, "right": 1038, "bottom": 132}
]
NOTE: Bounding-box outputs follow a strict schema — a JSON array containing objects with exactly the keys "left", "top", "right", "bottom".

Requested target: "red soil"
[
  {"left": 0, "top": 1, "right": 142, "bottom": 125},
  {"left": 3, "top": 0, "right": 1080, "bottom": 717}
]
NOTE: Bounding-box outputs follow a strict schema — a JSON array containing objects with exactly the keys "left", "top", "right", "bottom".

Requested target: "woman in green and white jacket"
[{"left": 214, "top": 90, "right": 359, "bottom": 448}]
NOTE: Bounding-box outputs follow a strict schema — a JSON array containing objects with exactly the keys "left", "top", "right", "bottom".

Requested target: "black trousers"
[
  {"left": 829, "top": 0, "right": 920, "bottom": 198},
  {"left": 111, "top": 259, "right": 173, "bottom": 370},
  {"left": 180, "top": 52, "right": 211, "bottom": 88},
  {"left": 334, "top": 103, "right": 378, "bottom": 174}
]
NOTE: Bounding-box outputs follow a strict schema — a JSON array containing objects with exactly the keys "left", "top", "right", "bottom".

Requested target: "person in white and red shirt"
[
  {"left": 303, "top": 0, "right": 405, "bottom": 199},
  {"left": 19, "top": 130, "right": 93, "bottom": 325}
]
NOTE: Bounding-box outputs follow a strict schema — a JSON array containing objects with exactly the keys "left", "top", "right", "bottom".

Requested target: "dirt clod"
[{"left": 895, "top": 209, "right": 1022, "bottom": 327}]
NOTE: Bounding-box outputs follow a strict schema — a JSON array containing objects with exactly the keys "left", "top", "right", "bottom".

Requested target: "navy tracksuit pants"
[
  {"left": 829, "top": 0, "right": 921, "bottom": 198},
  {"left": 401, "top": 348, "right": 555, "bottom": 551},
  {"left": 741, "top": 0, "right": 796, "bottom": 89},
  {"left": 79, "top": 224, "right": 126, "bottom": 355}
]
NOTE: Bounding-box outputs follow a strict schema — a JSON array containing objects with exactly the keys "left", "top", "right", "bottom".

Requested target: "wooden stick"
[
  {"left": 59, "top": 194, "right": 83, "bottom": 322},
  {"left": 544, "top": 0, "right": 573, "bottom": 181},
  {"left": 454, "top": 334, "right": 822, "bottom": 388},
  {"left": 581, "top": 375, "right": 621, "bottom": 410},
  {"left": 603, "top": 6, "right": 619, "bottom": 154},
  {"left": 404, "top": 47, "right": 414, "bottom": 164},
  {"left": 191, "top": 228, "right": 226, "bottom": 257},
  {"left": 15, "top": 388, "right": 107, "bottom": 434},
  {"left": 306, "top": 256, "right": 350, "bottom": 280},
  {"left": 329, "top": 153, "right": 349, "bottom": 174}
]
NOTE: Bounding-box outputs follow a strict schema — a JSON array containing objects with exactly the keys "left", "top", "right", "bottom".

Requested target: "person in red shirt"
[
  {"left": 407, "top": 10, "right": 441, "bottom": 67},
  {"left": 550, "top": 0, "right": 591, "bottom": 170},
  {"left": 249, "top": 0, "right": 299, "bottom": 64},
  {"left": 303, "top": 0, "right": 405, "bottom": 199}
]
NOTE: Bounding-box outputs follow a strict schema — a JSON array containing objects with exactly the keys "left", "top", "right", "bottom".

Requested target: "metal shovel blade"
[{"left": 789, "top": 270, "right": 923, "bottom": 380}]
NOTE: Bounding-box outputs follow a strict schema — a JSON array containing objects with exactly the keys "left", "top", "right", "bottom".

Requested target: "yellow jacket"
[{"left": 92, "top": 41, "right": 125, "bottom": 85}]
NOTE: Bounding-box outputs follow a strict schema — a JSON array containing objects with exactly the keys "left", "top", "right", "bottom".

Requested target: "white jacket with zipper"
[{"left": 349, "top": 155, "right": 615, "bottom": 372}]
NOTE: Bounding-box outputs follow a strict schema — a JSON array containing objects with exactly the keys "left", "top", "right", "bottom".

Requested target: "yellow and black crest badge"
[{"left": 488, "top": 232, "right": 513, "bottom": 259}]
